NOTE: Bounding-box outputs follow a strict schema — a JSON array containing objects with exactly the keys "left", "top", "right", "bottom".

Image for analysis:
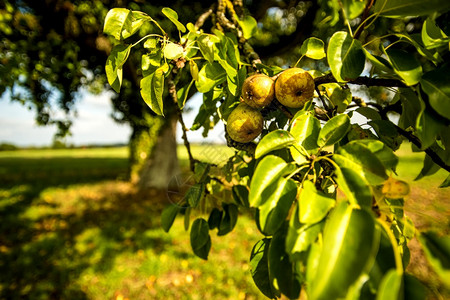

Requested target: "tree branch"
[
  {"left": 353, "top": 0, "right": 375, "bottom": 40},
  {"left": 314, "top": 73, "right": 407, "bottom": 88},
  {"left": 395, "top": 125, "right": 450, "bottom": 173}
]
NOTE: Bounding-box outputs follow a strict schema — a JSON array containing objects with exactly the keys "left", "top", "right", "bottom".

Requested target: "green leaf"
[
  {"left": 250, "top": 238, "right": 277, "bottom": 299},
  {"left": 185, "top": 183, "right": 205, "bottom": 208},
  {"left": 376, "top": 270, "right": 403, "bottom": 300},
  {"left": 325, "top": 83, "right": 352, "bottom": 113},
  {"left": 176, "top": 80, "right": 194, "bottom": 109},
  {"left": 255, "top": 130, "right": 296, "bottom": 159},
  {"left": 268, "top": 226, "right": 301, "bottom": 299},
  {"left": 368, "top": 120, "right": 403, "bottom": 151},
  {"left": 257, "top": 178, "right": 297, "bottom": 235},
  {"left": 356, "top": 139, "right": 399, "bottom": 171},
  {"left": 197, "top": 34, "right": 219, "bottom": 63},
  {"left": 161, "top": 204, "right": 180, "bottom": 232},
  {"left": 232, "top": 185, "right": 250, "bottom": 207},
  {"left": 364, "top": 49, "right": 394, "bottom": 74},
  {"left": 236, "top": 15, "right": 257, "bottom": 39},
  {"left": 208, "top": 208, "right": 222, "bottom": 230},
  {"left": 195, "top": 62, "right": 226, "bottom": 93},
  {"left": 286, "top": 204, "right": 324, "bottom": 258},
  {"left": 373, "top": 0, "right": 450, "bottom": 18},
  {"left": 105, "top": 44, "right": 131, "bottom": 93},
  {"left": 317, "top": 114, "right": 351, "bottom": 147},
  {"left": 420, "top": 65, "right": 450, "bottom": 120},
  {"left": 190, "top": 218, "right": 211, "bottom": 260},
  {"left": 327, "top": 31, "right": 365, "bottom": 82},
  {"left": 385, "top": 48, "right": 422, "bottom": 86},
  {"left": 103, "top": 9, "right": 149, "bottom": 40},
  {"left": 341, "top": 0, "right": 367, "bottom": 19},
  {"left": 299, "top": 181, "right": 335, "bottom": 224},
  {"left": 217, "top": 204, "right": 239, "bottom": 236},
  {"left": 300, "top": 37, "right": 326, "bottom": 60},
  {"left": 140, "top": 64, "right": 168, "bottom": 116},
  {"left": 249, "top": 155, "right": 289, "bottom": 207},
  {"left": 163, "top": 42, "right": 184, "bottom": 60},
  {"left": 440, "top": 174, "right": 450, "bottom": 188},
  {"left": 103, "top": 8, "right": 130, "bottom": 40},
  {"left": 309, "top": 203, "right": 378, "bottom": 300},
  {"left": 162, "top": 7, "right": 186, "bottom": 33},
  {"left": 334, "top": 165, "right": 373, "bottom": 207},
  {"left": 418, "top": 231, "right": 450, "bottom": 287},
  {"left": 422, "top": 18, "right": 449, "bottom": 49},
  {"left": 289, "top": 111, "right": 320, "bottom": 163},
  {"left": 334, "top": 141, "right": 388, "bottom": 185}
]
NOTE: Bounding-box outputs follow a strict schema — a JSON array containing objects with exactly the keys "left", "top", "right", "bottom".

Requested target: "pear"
[
  {"left": 242, "top": 74, "right": 275, "bottom": 108},
  {"left": 226, "top": 103, "right": 264, "bottom": 143},
  {"left": 275, "top": 68, "right": 314, "bottom": 108}
]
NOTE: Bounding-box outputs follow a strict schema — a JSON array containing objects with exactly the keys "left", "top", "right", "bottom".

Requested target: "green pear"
[
  {"left": 275, "top": 68, "right": 315, "bottom": 108},
  {"left": 242, "top": 74, "right": 275, "bottom": 108},
  {"left": 226, "top": 103, "right": 264, "bottom": 143}
]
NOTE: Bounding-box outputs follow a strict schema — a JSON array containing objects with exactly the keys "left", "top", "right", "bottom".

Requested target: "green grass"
[{"left": 0, "top": 144, "right": 448, "bottom": 299}]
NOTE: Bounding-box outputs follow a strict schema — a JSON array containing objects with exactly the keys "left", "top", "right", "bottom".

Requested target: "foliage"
[{"left": 103, "top": 1, "right": 450, "bottom": 299}]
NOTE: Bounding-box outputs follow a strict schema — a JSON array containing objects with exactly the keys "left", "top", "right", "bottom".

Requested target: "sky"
[{"left": 0, "top": 90, "right": 224, "bottom": 147}]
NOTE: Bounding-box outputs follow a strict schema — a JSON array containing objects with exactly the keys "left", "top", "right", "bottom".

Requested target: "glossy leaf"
[
  {"left": 249, "top": 155, "right": 289, "bottom": 207},
  {"left": 299, "top": 181, "right": 335, "bottom": 224},
  {"left": 140, "top": 64, "right": 167, "bottom": 116},
  {"left": 364, "top": 49, "right": 394, "bottom": 74},
  {"left": 255, "top": 130, "right": 296, "bottom": 159},
  {"left": 334, "top": 141, "right": 388, "bottom": 185},
  {"left": 161, "top": 204, "right": 180, "bottom": 232},
  {"left": 250, "top": 238, "right": 277, "bottom": 299},
  {"left": 440, "top": 174, "right": 450, "bottom": 188},
  {"left": 317, "top": 114, "right": 351, "bottom": 147},
  {"left": 422, "top": 18, "right": 449, "bottom": 49},
  {"left": 335, "top": 165, "right": 373, "bottom": 207},
  {"left": 373, "top": 0, "right": 450, "bottom": 18},
  {"left": 208, "top": 208, "right": 222, "bottom": 230},
  {"left": 356, "top": 139, "right": 398, "bottom": 171},
  {"left": 418, "top": 231, "right": 450, "bottom": 287},
  {"left": 309, "top": 203, "right": 378, "bottom": 300},
  {"left": 385, "top": 48, "right": 422, "bottom": 86},
  {"left": 325, "top": 83, "right": 352, "bottom": 113},
  {"left": 341, "top": 0, "right": 367, "bottom": 19},
  {"left": 105, "top": 44, "right": 131, "bottom": 93},
  {"left": 327, "top": 31, "right": 365, "bottom": 82},
  {"left": 195, "top": 62, "right": 226, "bottom": 93},
  {"left": 197, "top": 34, "right": 219, "bottom": 63},
  {"left": 232, "top": 185, "right": 250, "bottom": 207},
  {"left": 376, "top": 270, "right": 402, "bottom": 300},
  {"left": 237, "top": 15, "right": 257, "bottom": 39},
  {"left": 190, "top": 218, "right": 211, "bottom": 260},
  {"left": 257, "top": 178, "right": 297, "bottom": 235},
  {"left": 104, "top": 9, "right": 148, "bottom": 40},
  {"left": 162, "top": 7, "right": 186, "bottom": 33},
  {"left": 300, "top": 37, "right": 326, "bottom": 60},
  {"left": 420, "top": 65, "right": 450, "bottom": 120},
  {"left": 286, "top": 204, "right": 324, "bottom": 258},
  {"left": 289, "top": 111, "right": 320, "bottom": 163},
  {"left": 268, "top": 226, "right": 301, "bottom": 299}
]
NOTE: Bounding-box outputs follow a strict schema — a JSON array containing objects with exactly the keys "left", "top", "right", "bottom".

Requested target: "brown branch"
[
  {"left": 195, "top": 3, "right": 216, "bottom": 28},
  {"left": 353, "top": 0, "right": 375, "bottom": 40},
  {"left": 395, "top": 125, "right": 450, "bottom": 173},
  {"left": 167, "top": 70, "right": 197, "bottom": 172},
  {"left": 314, "top": 73, "right": 407, "bottom": 88}
]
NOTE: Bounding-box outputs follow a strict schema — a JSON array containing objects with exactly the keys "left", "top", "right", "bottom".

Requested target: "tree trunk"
[{"left": 129, "top": 115, "right": 180, "bottom": 190}]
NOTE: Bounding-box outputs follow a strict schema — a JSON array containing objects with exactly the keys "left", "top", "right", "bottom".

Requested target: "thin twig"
[{"left": 167, "top": 71, "right": 197, "bottom": 172}]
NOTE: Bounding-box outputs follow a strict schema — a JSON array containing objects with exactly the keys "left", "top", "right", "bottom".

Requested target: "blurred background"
[{"left": 0, "top": 0, "right": 449, "bottom": 299}]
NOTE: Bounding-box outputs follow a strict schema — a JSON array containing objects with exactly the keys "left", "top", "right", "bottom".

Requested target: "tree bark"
[{"left": 130, "top": 116, "right": 180, "bottom": 191}]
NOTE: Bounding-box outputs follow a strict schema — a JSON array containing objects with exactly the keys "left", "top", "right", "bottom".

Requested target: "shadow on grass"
[{"left": 0, "top": 156, "right": 177, "bottom": 299}]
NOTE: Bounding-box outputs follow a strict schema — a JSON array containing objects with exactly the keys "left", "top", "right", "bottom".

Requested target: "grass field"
[{"left": 0, "top": 144, "right": 448, "bottom": 299}]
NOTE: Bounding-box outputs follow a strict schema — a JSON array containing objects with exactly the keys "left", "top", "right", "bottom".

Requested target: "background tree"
[
  {"left": 0, "top": 0, "right": 324, "bottom": 189},
  {"left": 104, "top": 0, "right": 450, "bottom": 299}
]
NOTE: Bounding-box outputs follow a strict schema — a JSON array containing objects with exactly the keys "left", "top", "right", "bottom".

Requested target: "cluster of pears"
[{"left": 226, "top": 68, "right": 315, "bottom": 143}]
